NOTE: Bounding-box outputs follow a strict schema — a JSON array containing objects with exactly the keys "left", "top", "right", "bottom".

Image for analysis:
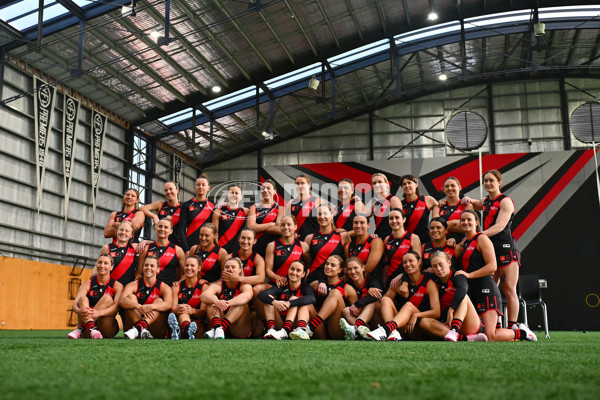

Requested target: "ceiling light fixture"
[
  {"left": 534, "top": 21, "right": 545, "bottom": 36},
  {"left": 262, "top": 130, "right": 269, "bottom": 137},
  {"left": 150, "top": 30, "right": 161, "bottom": 39},
  {"left": 211, "top": 86, "right": 222, "bottom": 93},
  {"left": 308, "top": 76, "right": 320, "bottom": 91},
  {"left": 439, "top": 73, "right": 447, "bottom": 81},
  {"left": 428, "top": 11, "right": 438, "bottom": 21}
]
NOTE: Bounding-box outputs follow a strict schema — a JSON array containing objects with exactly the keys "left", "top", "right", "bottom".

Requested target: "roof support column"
[
  {"left": 486, "top": 82, "right": 496, "bottom": 154},
  {"left": 72, "top": 20, "right": 85, "bottom": 77},
  {"left": 559, "top": 77, "right": 572, "bottom": 150},
  {"left": 369, "top": 111, "right": 374, "bottom": 160},
  {"left": 158, "top": 0, "right": 171, "bottom": 46},
  {"left": 37, "top": 0, "right": 44, "bottom": 49}
]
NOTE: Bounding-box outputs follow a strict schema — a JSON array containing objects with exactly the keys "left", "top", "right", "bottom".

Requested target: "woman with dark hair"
[
  {"left": 382, "top": 208, "right": 421, "bottom": 289},
  {"left": 104, "top": 188, "right": 145, "bottom": 243},
  {"left": 344, "top": 213, "right": 384, "bottom": 284},
  {"left": 139, "top": 181, "right": 181, "bottom": 245},
  {"left": 228, "top": 228, "right": 266, "bottom": 286},
  {"left": 178, "top": 174, "right": 215, "bottom": 253},
  {"left": 368, "top": 173, "right": 402, "bottom": 239},
  {"left": 401, "top": 174, "right": 439, "bottom": 244},
  {"left": 68, "top": 255, "right": 123, "bottom": 339},
  {"left": 213, "top": 185, "right": 248, "bottom": 255},
  {"left": 285, "top": 174, "right": 324, "bottom": 240},
  {"left": 421, "top": 217, "right": 455, "bottom": 271},
  {"left": 247, "top": 179, "right": 283, "bottom": 258},
  {"left": 438, "top": 176, "right": 472, "bottom": 243},
  {"left": 168, "top": 255, "right": 207, "bottom": 340},
  {"left": 334, "top": 179, "right": 366, "bottom": 232},
  {"left": 189, "top": 223, "right": 228, "bottom": 284}
]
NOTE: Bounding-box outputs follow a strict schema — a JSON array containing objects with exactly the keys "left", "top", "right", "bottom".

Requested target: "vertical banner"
[
  {"left": 63, "top": 94, "right": 81, "bottom": 222},
  {"left": 34, "top": 77, "right": 57, "bottom": 212},
  {"left": 91, "top": 109, "right": 107, "bottom": 225},
  {"left": 172, "top": 154, "right": 182, "bottom": 187}
]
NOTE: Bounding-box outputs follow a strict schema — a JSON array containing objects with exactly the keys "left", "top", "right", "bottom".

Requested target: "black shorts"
[
  {"left": 494, "top": 240, "right": 520, "bottom": 267},
  {"left": 469, "top": 278, "right": 503, "bottom": 316}
]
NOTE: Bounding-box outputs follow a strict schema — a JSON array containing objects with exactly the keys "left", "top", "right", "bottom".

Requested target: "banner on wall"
[
  {"left": 172, "top": 155, "right": 182, "bottom": 187},
  {"left": 62, "top": 94, "right": 80, "bottom": 222},
  {"left": 34, "top": 77, "right": 57, "bottom": 212},
  {"left": 91, "top": 109, "right": 107, "bottom": 225}
]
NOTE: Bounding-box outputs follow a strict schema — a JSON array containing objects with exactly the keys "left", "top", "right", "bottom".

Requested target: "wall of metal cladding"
[{"left": 0, "top": 64, "right": 131, "bottom": 267}]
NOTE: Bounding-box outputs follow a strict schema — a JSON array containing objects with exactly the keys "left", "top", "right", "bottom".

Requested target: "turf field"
[{"left": 1, "top": 330, "right": 598, "bottom": 400}]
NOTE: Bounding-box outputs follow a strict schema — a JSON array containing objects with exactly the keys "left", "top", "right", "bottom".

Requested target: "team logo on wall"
[
  {"left": 91, "top": 109, "right": 107, "bottom": 225},
  {"left": 63, "top": 93, "right": 80, "bottom": 222},
  {"left": 34, "top": 76, "right": 56, "bottom": 212}
]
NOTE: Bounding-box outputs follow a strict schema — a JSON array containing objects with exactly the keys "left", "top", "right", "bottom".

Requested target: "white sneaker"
[
  {"left": 466, "top": 333, "right": 488, "bottom": 342},
  {"left": 214, "top": 326, "right": 225, "bottom": 339},
  {"left": 290, "top": 327, "right": 311, "bottom": 340},
  {"left": 357, "top": 325, "right": 371, "bottom": 340},
  {"left": 271, "top": 329, "right": 289, "bottom": 340},
  {"left": 264, "top": 328, "right": 277, "bottom": 339},
  {"left": 444, "top": 329, "right": 459, "bottom": 342},
  {"left": 204, "top": 328, "right": 215, "bottom": 339},
  {"left": 140, "top": 328, "right": 153, "bottom": 339},
  {"left": 167, "top": 313, "right": 180, "bottom": 340},
  {"left": 387, "top": 330, "right": 402, "bottom": 341},
  {"left": 339, "top": 318, "right": 356, "bottom": 340},
  {"left": 90, "top": 328, "right": 103, "bottom": 339},
  {"left": 367, "top": 326, "right": 387, "bottom": 341},
  {"left": 124, "top": 327, "right": 139, "bottom": 339},
  {"left": 67, "top": 327, "right": 82, "bottom": 339},
  {"left": 187, "top": 322, "right": 197, "bottom": 340},
  {"left": 517, "top": 323, "right": 538, "bottom": 342}
]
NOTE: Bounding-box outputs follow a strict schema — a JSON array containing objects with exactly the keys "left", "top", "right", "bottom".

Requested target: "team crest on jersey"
[{"left": 275, "top": 250, "right": 285, "bottom": 256}]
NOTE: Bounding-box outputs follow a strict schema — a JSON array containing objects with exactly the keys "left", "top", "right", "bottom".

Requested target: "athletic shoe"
[
  {"left": 339, "top": 318, "right": 356, "bottom": 340},
  {"left": 124, "top": 327, "right": 139, "bottom": 339},
  {"left": 90, "top": 328, "right": 103, "bottom": 339},
  {"left": 67, "top": 327, "right": 82, "bottom": 339},
  {"left": 367, "top": 326, "right": 387, "bottom": 341},
  {"left": 167, "top": 313, "right": 180, "bottom": 340},
  {"left": 466, "top": 333, "right": 488, "bottom": 342},
  {"left": 204, "top": 328, "right": 215, "bottom": 339},
  {"left": 140, "top": 328, "right": 153, "bottom": 339},
  {"left": 264, "top": 328, "right": 277, "bottom": 339},
  {"left": 271, "top": 329, "right": 289, "bottom": 340},
  {"left": 387, "top": 330, "right": 402, "bottom": 341},
  {"left": 214, "top": 327, "right": 225, "bottom": 340},
  {"left": 357, "top": 325, "right": 371, "bottom": 340},
  {"left": 517, "top": 323, "right": 538, "bottom": 342},
  {"left": 444, "top": 329, "right": 459, "bottom": 342},
  {"left": 188, "top": 322, "right": 197, "bottom": 340},
  {"left": 290, "top": 327, "right": 311, "bottom": 340}
]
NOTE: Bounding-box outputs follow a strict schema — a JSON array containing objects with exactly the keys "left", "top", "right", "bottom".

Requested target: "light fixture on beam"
[
  {"left": 439, "top": 73, "right": 448, "bottom": 81},
  {"left": 534, "top": 21, "right": 545, "bottom": 36},
  {"left": 428, "top": 11, "right": 438, "bottom": 21},
  {"left": 308, "top": 76, "right": 320, "bottom": 91},
  {"left": 211, "top": 86, "right": 222, "bottom": 94},
  {"left": 150, "top": 30, "right": 161, "bottom": 39}
]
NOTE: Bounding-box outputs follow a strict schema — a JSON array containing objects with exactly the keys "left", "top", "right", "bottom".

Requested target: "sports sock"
[
  {"left": 210, "top": 317, "right": 222, "bottom": 329},
  {"left": 283, "top": 320, "right": 293, "bottom": 333},
  {"left": 450, "top": 318, "right": 463, "bottom": 332},
  {"left": 355, "top": 319, "right": 366, "bottom": 327},
  {"left": 221, "top": 318, "right": 231, "bottom": 332},
  {"left": 297, "top": 320, "right": 307, "bottom": 328},
  {"left": 309, "top": 315, "right": 323, "bottom": 331},
  {"left": 266, "top": 320, "right": 276, "bottom": 330},
  {"left": 508, "top": 321, "right": 517, "bottom": 329},
  {"left": 84, "top": 321, "right": 96, "bottom": 330},
  {"left": 383, "top": 321, "right": 398, "bottom": 336}
]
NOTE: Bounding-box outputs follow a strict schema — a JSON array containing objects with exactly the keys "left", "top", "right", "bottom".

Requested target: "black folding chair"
[{"left": 519, "top": 274, "right": 550, "bottom": 339}]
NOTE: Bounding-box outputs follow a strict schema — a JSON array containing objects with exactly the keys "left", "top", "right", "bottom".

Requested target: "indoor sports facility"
[{"left": 1, "top": 1, "right": 599, "bottom": 399}]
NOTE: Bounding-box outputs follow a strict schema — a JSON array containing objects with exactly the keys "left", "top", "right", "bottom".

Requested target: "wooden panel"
[{"left": 0, "top": 257, "right": 23, "bottom": 329}]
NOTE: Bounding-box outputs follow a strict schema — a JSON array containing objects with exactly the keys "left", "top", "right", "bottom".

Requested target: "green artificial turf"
[{"left": 0, "top": 330, "right": 599, "bottom": 400}]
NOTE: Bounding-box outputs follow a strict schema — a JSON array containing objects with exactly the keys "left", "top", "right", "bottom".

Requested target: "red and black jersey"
[
  {"left": 349, "top": 275, "right": 382, "bottom": 309},
  {"left": 147, "top": 241, "right": 179, "bottom": 286},
  {"left": 347, "top": 236, "right": 374, "bottom": 265},
  {"left": 191, "top": 244, "right": 222, "bottom": 283},
  {"left": 421, "top": 241, "right": 455, "bottom": 270},
  {"left": 434, "top": 269, "right": 468, "bottom": 317},
  {"left": 272, "top": 239, "right": 304, "bottom": 280},
  {"left": 217, "top": 206, "right": 247, "bottom": 254},
  {"left": 384, "top": 232, "right": 414, "bottom": 280},
  {"left": 158, "top": 201, "right": 181, "bottom": 244},
  {"left": 458, "top": 233, "right": 493, "bottom": 289},
  {"left": 219, "top": 281, "right": 243, "bottom": 301},
  {"left": 178, "top": 280, "right": 205, "bottom": 309},
  {"left": 334, "top": 199, "right": 356, "bottom": 232},
  {"left": 257, "top": 282, "right": 316, "bottom": 308},
  {"left": 108, "top": 242, "right": 137, "bottom": 285},
  {"left": 113, "top": 209, "right": 141, "bottom": 242},
  {"left": 178, "top": 198, "right": 215, "bottom": 252},
  {"left": 308, "top": 230, "right": 344, "bottom": 276},
  {"left": 87, "top": 276, "right": 116, "bottom": 307},
  {"left": 439, "top": 201, "right": 466, "bottom": 242},
  {"left": 483, "top": 193, "right": 515, "bottom": 245},
  {"left": 403, "top": 195, "right": 431, "bottom": 244},
  {"left": 405, "top": 273, "right": 432, "bottom": 312},
  {"left": 135, "top": 279, "right": 163, "bottom": 305},
  {"left": 232, "top": 250, "right": 259, "bottom": 277},
  {"left": 373, "top": 194, "right": 395, "bottom": 238},
  {"left": 326, "top": 278, "right": 350, "bottom": 298},
  {"left": 253, "top": 203, "right": 280, "bottom": 257},
  {"left": 290, "top": 196, "right": 319, "bottom": 240}
]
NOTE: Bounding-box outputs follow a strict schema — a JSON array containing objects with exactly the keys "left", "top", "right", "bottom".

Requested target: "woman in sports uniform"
[
  {"left": 418, "top": 251, "right": 487, "bottom": 342},
  {"left": 368, "top": 173, "right": 402, "bottom": 239},
  {"left": 290, "top": 255, "right": 357, "bottom": 340},
  {"left": 285, "top": 174, "right": 323, "bottom": 240},
  {"left": 344, "top": 213, "right": 384, "bottom": 284},
  {"left": 383, "top": 208, "right": 421, "bottom": 289},
  {"left": 121, "top": 255, "right": 173, "bottom": 339},
  {"left": 68, "top": 255, "right": 123, "bottom": 339},
  {"left": 334, "top": 179, "right": 366, "bottom": 232},
  {"left": 455, "top": 210, "right": 536, "bottom": 342},
  {"left": 305, "top": 204, "right": 351, "bottom": 286},
  {"left": 338, "top": 256, "right": 383, "bottom": 340},
  {"left": 138, "top": 218, "right": 185, "bottom": 286},
  {"left": 177, "top": 174, "right": 215, "bottom": 253},
  {"left": 462, "top": 170, "right": 522, "bottom": 330},
  {"left": 99, "top": 221, "right": 139, "bottom": 286},
  {"left": 401, "top": 174, "right": 439, "bottom": 244},
  {"left": 201, "top": 258, "right": 254, "bottom": 339},
  {"left": 258, "top": 260, "right": 316, "bottom": 340},
  {"left": 139, "top": 181, "right": 181, "bottom": 244},
  {"left": 438, "top": 176, "right": 472, "bottom": 242},
  {"left": 421, "top": 217, "right": 455, "bottom": 271},
  {"left": 212, "top": 185, "right": 248, "bottom": 255},
  {"left": 367, "top": 251, "right": 440, "bottom": 341},
  {"left": 189, "top": 223, "right": 228, "bottom": 283},
  {"left": 104, "top": 188, "right": 145, "bottom": 242},
  {"left": 168, "top": 255, "right": 207, "bottom": 340},
  {"left": 229, "top": 228, "right": 266, "bottom": 286},
  {"left": 247, "top": 179, "right": 282, "bottom": 258}
]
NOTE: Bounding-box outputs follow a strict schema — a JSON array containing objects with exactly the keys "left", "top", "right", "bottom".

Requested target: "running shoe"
[
  {"left": 188, "top": 322, "right": 197, "bottom": 340},
  {"left": 140, "top": 328, "right": 153, "bottom": 339},
  {"left": 367, "top": 326, "right": 387, "bottom": 341},
  {"left": 290, "top": 327, "right": 311, "bottom": 340},
  {"left": 517, "top": 323, "right": 538, "bottom": 342},
  {"left": 264, "top": 328, "right": 277, "bottom": 339},
  {"left": 90, "top": 328, "right": 103, "bottom": 339},
  {"left": 387, "top": 330, "right": 402, "bottom": 341},
  {"left": 271, "top": 329, "right": 289, "bottom": 340},
  {"left": 214, "top": 327, "right": 225, "bottom": 340},
  {"left": 339, "top": 318, "right": 356, "bottom": 340},
  {"left": 444, "top": 330, "right": 459, "bottom": 342},
  {"left": 466, "top": 333, "right": 488, "bottom": 342},
  {"left": 67, "top": 327, "right": 82, "bottom": 339},
  {"left": 357, "top": 325, "right": 371, "bottom": 340},
  {"left": 204, "top": 328, "right": 215, "bottom": 339},
  {"left": 124, "top": 327, "right": 139, "bottom": 339},
  {"left": 167, "top": 313, "right": 180, "bottom": 340}
]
